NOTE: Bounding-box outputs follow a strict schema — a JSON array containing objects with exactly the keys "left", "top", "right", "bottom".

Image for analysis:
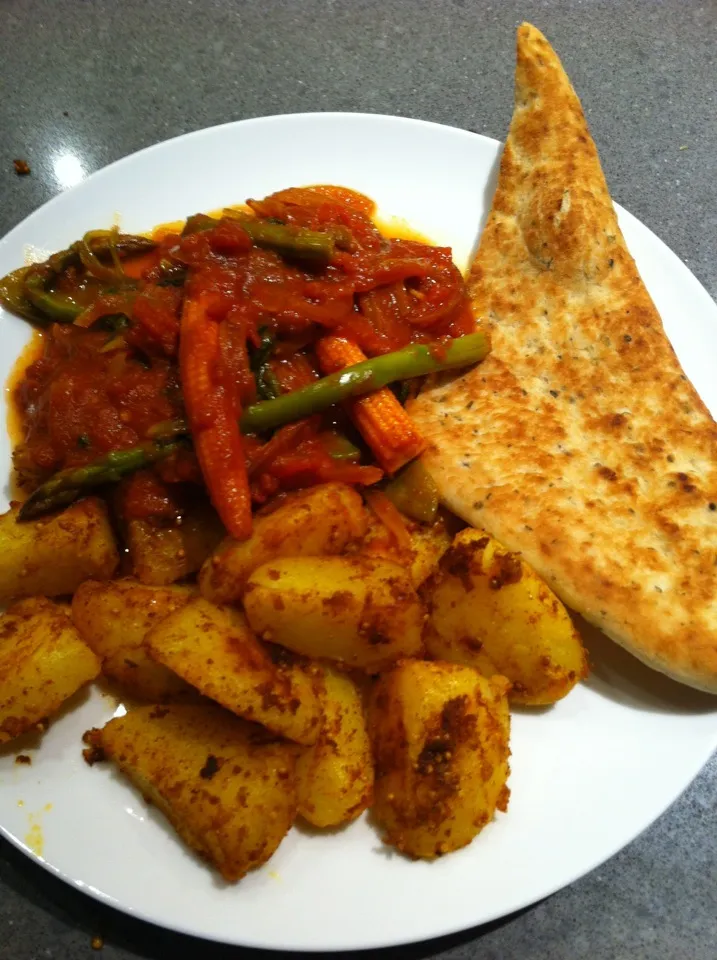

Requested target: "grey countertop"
[{"left": 1, "top": 1, "right": 716, "bottom": 958}]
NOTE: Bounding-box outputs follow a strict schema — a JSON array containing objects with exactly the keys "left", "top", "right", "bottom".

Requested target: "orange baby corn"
[
  {"left": 179, "top": 293, "right": 252, "bottom": 540},
  {"left": 315, "top": 336, "right": 427, "bottom": 474}
]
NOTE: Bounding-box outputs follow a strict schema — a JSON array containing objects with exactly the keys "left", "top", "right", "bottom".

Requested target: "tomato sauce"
[{"left": 7, "top": 185, "right": 475, "bottom": 525}]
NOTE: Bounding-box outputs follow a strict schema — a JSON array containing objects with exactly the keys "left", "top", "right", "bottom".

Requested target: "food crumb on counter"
[
  {"left": 91, "top": 935, "right": 104, "bottom": 951},
  {"left": 13, "top": 159, "right": 31, "bottom": 175}
]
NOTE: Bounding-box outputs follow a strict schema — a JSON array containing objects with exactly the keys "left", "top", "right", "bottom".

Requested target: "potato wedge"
[
  {"left": 72, "top": 579, "right": 195, "bottom": 700},
  {"left": 0, "top": 498, "right": 119, "bottom": 605},
  {"left": 146, "top": 597, "right": 321, "bottom": 745},
  {"left": 89, "top": 704, "right": 298, "bottom": 881},
  {"left": 296, "top": 664, "right": 373, "bottom": 828},
  {"left": 127, "top": 500, "right": 225, "bottom": 586},
  {"left": 200, "top": 482, "right": 368, "bottom": 605},
  {"left": 244, "top": 556, "right": 424, "bottom": 672},
  {"left": 368, "top": 659, "right": 511, "bottom": 858},
  {"left": 0, "top": 597, "right": 101, "bottom": 743},
  {"left": 423, "top": 529, "right": 588, "bottom": 705},
  {"left": 358, "top": 510, "right": 454, "bottom": 587}
]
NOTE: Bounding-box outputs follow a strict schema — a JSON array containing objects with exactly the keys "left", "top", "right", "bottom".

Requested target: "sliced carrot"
[
  {"left": 364, "top": 489, "right": 412, "bottom": 551},
  {"left": 315, "top": 336, "right": 427, "bottom": 474}
]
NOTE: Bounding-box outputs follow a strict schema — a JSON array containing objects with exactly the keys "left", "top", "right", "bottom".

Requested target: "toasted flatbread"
[{"left": 409, "top": 23, "right": 717, "bottom": 692}]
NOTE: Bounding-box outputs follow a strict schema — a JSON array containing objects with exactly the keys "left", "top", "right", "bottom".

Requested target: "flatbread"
[{"left": 409, "top": 23, "right": 717, "bottom": 692}]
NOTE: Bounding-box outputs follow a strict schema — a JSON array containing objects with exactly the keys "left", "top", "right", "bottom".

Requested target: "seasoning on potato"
[
  {"left": 356, "top": 508, "right": 456, "bottom": 587},
  {"left": 368, "top": 659, "right": 511, "bottom": 859},
  {"left": 199, "top": 482, "right": 368, "bottom": 605},
  {"left": 422, "top": 529, "right": 588, "bottom": 705},
  {"left": 71, "top": 578, "right": 195, "bottom": 700},
  {"left": 0, "top": 498, "right": 119, "bottom": 605},
  {"left": 243, "top": 555, "right": 424, "bottom": 672},
  {"left": 0, "top": 597, "right": 101, "bottom": 743},
  {"left": 87, "top": 704, "right": 299, "bottom": 882},
  {"left": 146, "top": 597, "right": 321, "bottom": 744},
  {"left": 296, "top": 664, "right": 373, "bottom": 828}
]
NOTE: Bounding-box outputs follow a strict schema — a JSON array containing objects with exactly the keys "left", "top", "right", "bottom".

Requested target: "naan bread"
[{"left": 409, "top": 23, "right": 717, "bottom": 692}]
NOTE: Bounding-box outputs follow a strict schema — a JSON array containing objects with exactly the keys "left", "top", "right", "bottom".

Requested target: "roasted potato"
[
  {"left": 146, "top": 597, "right": 321, "bottom": 745},
  {"left": 368, "top": 659, "right": 511, "bottom": 858},
  {"left": 72, "top": 579, "right": 195, "bottom": 700},
  {"left": 357, "top": 510, "right": 454, "bottom": 587},
  {"left": 199, "top": 482, "right": 368, "bottom": 605},
  {"left": 126, "top": 500, "right": 225, "bottom": 586},
  {"left": 0, "top": 597, "right": 101, "bottom": 743},
  {"left": 423, "top": 529, "right": 588, "bottom": 705},
  {"left": 243, "top": 556, "right": 424, "bottom": 672},
  {"left": 89, "top": 704, "right": 298, "bottom": 881},
  {"left": 296, "top": 664, "right": 373, "bottom": 828},
  {"left": 0, "top": 498, "right": 119, "bottom": 605}
]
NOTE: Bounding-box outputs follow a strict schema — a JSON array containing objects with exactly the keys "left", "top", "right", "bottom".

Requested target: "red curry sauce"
[{"left": 10, "top": 186, "right": 474, "bottom": 526}]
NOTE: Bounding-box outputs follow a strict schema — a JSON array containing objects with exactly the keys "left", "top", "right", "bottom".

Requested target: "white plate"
[{"left": 1, "top": 113, "right": 716, "bottom": 952}]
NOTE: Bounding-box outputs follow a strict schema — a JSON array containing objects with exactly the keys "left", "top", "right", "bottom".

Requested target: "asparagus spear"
[
  {"left": 183, "top": 211, "right": 339, "bottom": 266},
  {"left": 0, "top": 268, "right": 49, "bottom": 324},
  {"left": 22, "top": 267, "right": 85, "bottom": 323},
  {"left": 17, "top": 333, "right": 489, "bottom": 520},
  {"left": 240, "top": 332, "right": 491, "bottom": 434},
  {"left": 0, "top": 234, "right": 156, "bottom": 325},
  {"left": 46, "top": 233, "right": 156, "bottom": 275},
  {"left": 18, "top": 438, "right": 184, "bottom": 521}
]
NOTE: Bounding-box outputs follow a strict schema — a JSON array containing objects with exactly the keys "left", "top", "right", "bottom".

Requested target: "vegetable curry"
[{"left": 3, "top": 185, "right": 488, "bottom": 537}]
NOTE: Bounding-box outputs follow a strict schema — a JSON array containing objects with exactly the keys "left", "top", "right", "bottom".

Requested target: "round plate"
[{"left": 1, "top": 113, "right": 716, "bottom": 952}]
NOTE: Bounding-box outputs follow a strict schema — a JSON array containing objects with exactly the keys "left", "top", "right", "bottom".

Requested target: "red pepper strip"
[
  {"left": 179, "top": 292, "right": 252, "bottom": 540},
  {"left": 268, "top": 439, "right": 382, "bottom": 488},
  {"left": 246, "top": 417, "right": 319, "bottom": 477}
]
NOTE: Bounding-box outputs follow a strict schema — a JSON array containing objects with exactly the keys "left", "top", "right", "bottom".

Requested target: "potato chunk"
[
  {"left": 146, "top": 597, "right": 321, "bottom": 745},
  {"left": 127, "top": 500, "right": 225, "bottom": 586},
  {"left": 72, "top": 579, "right": 194, "bottom": 700},
  {"left": 368, "top": 659, "right": 510, "bottom": 858},
  {"left": 91, "top": 704, "right": 298, "bottom": 881},
  {"left": 296, "top": 665, "right": 373, "bottom": 828},
  {"left": 0, "top": 597, "right": 101, "bottom": 743},
  {"left": 244, "top": 556, "right": 424, "bottom": 673},
  {"left": 423, "top": 529, "right": 588, "bottom": 705},
  {"left": 199, "top": 483, "right": 368, "bottom": 605},
  {"left": 0, "top": 498, "right": 119, "bottom": 605}
]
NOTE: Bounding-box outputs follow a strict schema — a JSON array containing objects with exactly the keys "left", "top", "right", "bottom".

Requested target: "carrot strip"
[
  {"left": 364, "top": 489, "right": 412, "bottom": 551},
  {"left": 314, "top": 336, "right": 427, "bottom": 474},
  {"left": 180, "top": 293, "right": 252, "bottom": 539}
]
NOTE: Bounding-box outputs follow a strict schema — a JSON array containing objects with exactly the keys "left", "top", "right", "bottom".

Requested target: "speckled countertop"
[{"left": 1, "top": 1, "right": 717, "bottom": 958}]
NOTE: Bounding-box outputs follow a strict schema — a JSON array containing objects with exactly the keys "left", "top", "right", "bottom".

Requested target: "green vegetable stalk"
[
  {"left": 183, "top": 211, "right": 342, "bottom": 267},
  {"left": 240, "top": 332, "right": 491, "bottom": 434},
  {"left": 383, "top": 460, "right": 439, "bottom": 523},
  {"left": 16, "top": 332, "right": 489, "bottom": 520},
  {"left": 18, "top": 437, "right": 184, "bottom": 521}
]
